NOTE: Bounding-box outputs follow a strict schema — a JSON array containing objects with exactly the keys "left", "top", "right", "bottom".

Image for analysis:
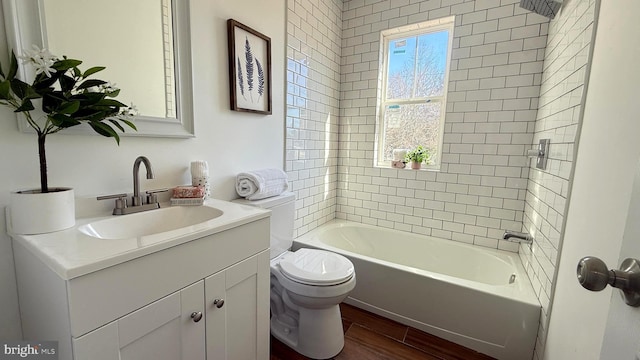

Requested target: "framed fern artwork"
[{"left": 227, "top": 19, "right": 272, "bottom": 115}]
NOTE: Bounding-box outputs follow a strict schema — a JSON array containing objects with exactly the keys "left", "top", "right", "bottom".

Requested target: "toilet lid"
[{"left": 279, "top": 248, "right": 354, "bottom": 286}]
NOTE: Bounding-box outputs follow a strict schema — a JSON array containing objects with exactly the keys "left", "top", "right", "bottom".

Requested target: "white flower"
[
  {"left": 18, "top": 45, "right": 42, "bottom": 63},
  {"left": 127, "top": 103, "right": 139, "bottom": 117},
  {"left": 32, "top": 57, "right": 56, "bottom": 77},
  {"left": 19, "top": 45, "right": 58, "bottom": 78},
  {"left": 100, "top": 82, "right": 119, "bottom": 92},
  {"left": 118, "top": 103, "right": 138, "bottom": 119}
]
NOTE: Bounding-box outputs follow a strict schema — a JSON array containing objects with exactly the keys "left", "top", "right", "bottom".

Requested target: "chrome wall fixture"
[
  {"left": 577, "top": 256, "right": 640, "bottom": 307},
  {"left": 527, "top": 139, "right": 550, "bottom": 170},
  {"left": 502, "top": 230, "right": 533, "bottom": 244},
  {"left": 519, "top": 0, "right": 563, "bottom": 19}
]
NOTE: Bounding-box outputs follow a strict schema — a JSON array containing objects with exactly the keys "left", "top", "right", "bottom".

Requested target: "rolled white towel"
[{"left": 236, "top": 168, "right": 289, "bottom": 200}]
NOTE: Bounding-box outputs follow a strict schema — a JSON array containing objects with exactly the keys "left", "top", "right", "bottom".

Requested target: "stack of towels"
[{"left": 236, "top": 168, "right": 289, "bottom": 200}]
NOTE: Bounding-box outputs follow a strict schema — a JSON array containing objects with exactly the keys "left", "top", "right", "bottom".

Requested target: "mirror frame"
[{"left": 2, "top": 0, "right": 195, "bottom": 138}]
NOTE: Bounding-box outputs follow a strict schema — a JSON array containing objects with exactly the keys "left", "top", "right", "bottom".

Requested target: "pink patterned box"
[{"left": 172, "top": 186, "right": 205, "bottom": 198}]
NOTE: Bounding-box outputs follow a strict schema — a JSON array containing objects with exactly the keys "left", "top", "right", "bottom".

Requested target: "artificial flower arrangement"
[{"left": 0, "top": 46, "right": 137, "bottom": 193}]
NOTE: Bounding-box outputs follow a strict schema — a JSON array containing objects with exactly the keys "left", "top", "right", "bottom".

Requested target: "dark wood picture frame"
[{"left": 227, "top": 19, "right": 272, "bottom": 115}]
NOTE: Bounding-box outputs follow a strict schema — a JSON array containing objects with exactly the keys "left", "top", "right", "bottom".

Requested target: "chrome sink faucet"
[
  {"left": 97, "top": 156, "right": 167, "bottom": 215},
  {"left": 133, "top": 156, "right": 154, "bottom": 206},
  {"left": 502, "top": 230, "right": 533, "bottom": 244}
]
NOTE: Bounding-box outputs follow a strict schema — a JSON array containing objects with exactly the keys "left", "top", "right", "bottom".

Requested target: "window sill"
[{"left": 375, "top": 163, "right": 441, "bottom": 172}]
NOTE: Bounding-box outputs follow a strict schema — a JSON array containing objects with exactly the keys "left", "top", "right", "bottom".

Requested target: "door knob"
[
  {"left": 577, "top": 256, "right": 640, "bottom": 307},
  {"left": 213, "top": 299, "right": 225, "bottom": 308}
]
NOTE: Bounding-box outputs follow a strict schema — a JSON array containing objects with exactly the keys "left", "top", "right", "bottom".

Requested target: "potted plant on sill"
[
  {"left": 405, "top": 145, "right": 431, "bottom": 170},
  {"left": 1, "top": 46, "right": 137, "bottom": 234}
]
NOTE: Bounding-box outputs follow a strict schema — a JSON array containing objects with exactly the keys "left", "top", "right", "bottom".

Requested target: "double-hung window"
[{"left": 376, "top": 17, "right": 454, "bottom": 170}]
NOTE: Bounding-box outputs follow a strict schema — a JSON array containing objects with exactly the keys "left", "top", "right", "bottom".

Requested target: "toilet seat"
[{"left": 278, "top": 248, "right": 354, "bottom": 286}]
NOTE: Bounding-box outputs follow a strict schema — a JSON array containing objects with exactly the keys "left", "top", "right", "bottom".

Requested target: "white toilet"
[{"left": 234, "top": 192, "right": 356, "bottom": 359}]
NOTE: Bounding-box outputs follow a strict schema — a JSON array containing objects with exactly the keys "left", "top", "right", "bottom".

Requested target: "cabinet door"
[
  {"left": 73, "top": 281, "right": 205, "bottom": 360},
  {"left": 205, "top": 250, "right": 270, "bottom": 360}
]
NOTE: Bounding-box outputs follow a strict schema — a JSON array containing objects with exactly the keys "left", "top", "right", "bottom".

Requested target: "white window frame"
[{"left": 375, "top": 17, "right": 455, "bottom": 170}]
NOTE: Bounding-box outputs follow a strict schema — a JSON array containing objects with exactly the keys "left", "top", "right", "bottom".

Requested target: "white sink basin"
[{"left": 78, "top": 206, "right": 224, "bottom": 240}]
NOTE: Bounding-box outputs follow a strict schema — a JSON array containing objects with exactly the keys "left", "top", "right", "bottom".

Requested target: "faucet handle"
[
  {"left": 97, "top": 193, "right": 128, "bottom": 213},
  {"left": 97, "top": 193, "right": 127, "bottom": 202},
  {"left": 145, "top": 188, "right": 168, "bottom": 204},
  {"left": 146, "top": 188, "right": 169, "bottom": 194}
]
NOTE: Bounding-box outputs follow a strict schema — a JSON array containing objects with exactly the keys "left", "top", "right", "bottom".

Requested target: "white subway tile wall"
[
  {"left": 286, "top": 0, "right": 343, "bottom": 238},
  {"left": 520, "top": 1, "right": 597, "bottom": 358},
  {"left": 338, "top": 0, "right": 548, "bottom": 254}
]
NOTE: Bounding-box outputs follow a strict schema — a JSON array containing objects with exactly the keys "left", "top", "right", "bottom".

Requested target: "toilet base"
[{"left": 271, "top": 305, "right": 345, "bottom": 359}]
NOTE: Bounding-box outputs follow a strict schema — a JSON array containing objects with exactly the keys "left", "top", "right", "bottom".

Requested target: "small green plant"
[
  {"left": 0, "top": 46, "right": 137, "bottom": 193},
  {"left": 405, "top": 145, "right": 430, "bottom": 164}
]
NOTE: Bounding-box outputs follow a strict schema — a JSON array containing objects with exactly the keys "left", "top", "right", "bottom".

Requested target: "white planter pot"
[{"left": 9, "top": 187, "right": 75, "bottom": 234}]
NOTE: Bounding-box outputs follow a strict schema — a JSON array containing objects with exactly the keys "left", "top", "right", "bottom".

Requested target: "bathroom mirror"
[{"left": 2, "top": 0, "right": 194, "bottom": 138}]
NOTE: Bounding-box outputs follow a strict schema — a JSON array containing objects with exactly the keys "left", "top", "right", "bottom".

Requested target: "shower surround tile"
[
  {"left": 520, "top": 1, "right": 597, "bottom": 359},
  {"left": 286, "top": 0, "right": 343, "bottom": 238},
  {"left": 337, "top": 0, "right": 548, "bottom": 253}
]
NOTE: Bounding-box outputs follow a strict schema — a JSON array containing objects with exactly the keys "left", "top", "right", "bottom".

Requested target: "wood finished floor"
[{"left": 270, "top": 303, "right": 495, "bottom": 360}]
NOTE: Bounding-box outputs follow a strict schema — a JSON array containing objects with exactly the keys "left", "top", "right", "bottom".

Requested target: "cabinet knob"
[
  {"left": 190, "top": 311, "right": 203, "bottom": 322},
  {"left": 213, "top": 299, "right": 225, "bottom": 308}
]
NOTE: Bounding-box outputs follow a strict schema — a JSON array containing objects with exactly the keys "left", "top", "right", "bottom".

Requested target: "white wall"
[
  {"left": 544, "top": 0, "right": 640, "bottom": 358},
  {"left": 599, "top": 163, "right": 640, "bottom": 359},
  {"left": 0, "top": 0, "right": 285, "bottom": 340}
]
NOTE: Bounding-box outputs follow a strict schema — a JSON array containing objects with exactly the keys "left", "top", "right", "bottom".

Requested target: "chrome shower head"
[{"left": 519, "top": 0, "right": 562, "bottom": 19}]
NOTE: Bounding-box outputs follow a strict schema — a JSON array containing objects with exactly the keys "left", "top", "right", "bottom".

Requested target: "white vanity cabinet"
[
  {"left": 73, "top": 281, "right": 206, "bottom": 360},
  {"left": 205, "top": 252, "right": 270, "bottom": 359},
  {"left": 12, "top": 215, "right": 270, "bottom": 360}
]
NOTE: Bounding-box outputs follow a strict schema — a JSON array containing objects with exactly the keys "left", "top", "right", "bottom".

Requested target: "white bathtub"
[{"left": 293, "top": 220, "right": 540, "bottom": 360}]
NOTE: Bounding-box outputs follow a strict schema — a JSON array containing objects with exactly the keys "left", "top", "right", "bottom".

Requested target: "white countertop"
[{"left": 8, "top": 199, "right": 270, "bottom": 280}]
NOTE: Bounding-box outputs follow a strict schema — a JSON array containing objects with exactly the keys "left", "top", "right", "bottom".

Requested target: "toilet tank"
[{"left": 233, "top": 192, "right": 295, "bottom": 259}]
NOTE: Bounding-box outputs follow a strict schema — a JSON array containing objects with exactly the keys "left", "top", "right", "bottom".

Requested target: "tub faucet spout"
[{"left": 502, "top": 230, "right": 533, "bottom": 243}]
